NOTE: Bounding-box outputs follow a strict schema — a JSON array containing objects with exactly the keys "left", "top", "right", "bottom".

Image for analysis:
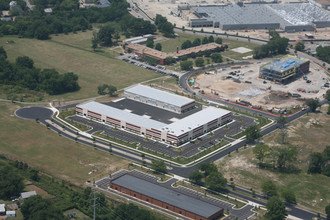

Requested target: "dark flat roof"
[
  {"left": 112, "top": 174, "right": 222, "bottom": 218},
  {"left": 104, "top": 98, "right": 202, "bottom": 124}
]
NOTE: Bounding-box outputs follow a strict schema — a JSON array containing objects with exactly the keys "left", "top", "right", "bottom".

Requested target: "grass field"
[
  {"left": 216, "top": 104, "right": 330, "bottom": 214},
  {"left": 159, "top": 32, "right": 258, "bottom": 60},
  {"left": 0, "top": 31, "right": 160, "bottom": 101},
  {"left": 0, "top": 102, "right": 129, "bottom": 186}
]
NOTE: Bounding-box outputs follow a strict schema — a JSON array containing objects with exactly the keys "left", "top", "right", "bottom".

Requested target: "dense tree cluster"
[
  {"left": 21, "top": 195, "right": 64, "bottom": 220},
  {"left": 253, "top": 143, "right": 298, "bottom": 171},
  {"left": 0, "top": 0, "right": 156, "bottom": 40},
  {"left": 189, "top": 162, "right": 227, "bottom": 192},
  {"left": 180, "top": 60, "right": 193, "bottom": 71},
  {"left": 308, "top": 146, "right": 330, "bottom": 177},
  {"left": 151, "top": 159, "right": 167, "bottom": 174},
  {"left": 244, "top": 125, "right": 261, "bottom": 143},
  {"left": 253, "top": 31, "right": 289, "bottom": 59},
  {"left": 265, "top": 196, "right": 287, "bottom": 220},
  {"left": 316, "top": 46, "right": 330, "bottom": 64},
  {"left": 181, "top": 37, "right": 222, "bottom": 49},
  {"left": 155, "top": 14, "right": 174, "bottom": 38},
  {"left": 0, "top": 166, "right": 24, "bottom": 199},
  {"left": 0, "top": 47, "right": 80, "bottom": 95},
  {"left": 305, "top": 98, "right": 320, "bottom": 112},
  {"left": 97, "top": 84, "right": 117, "bottom": 96}
]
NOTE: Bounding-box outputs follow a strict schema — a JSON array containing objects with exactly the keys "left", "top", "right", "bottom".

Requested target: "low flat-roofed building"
[
  {"left": 125, "top": 84, "right": 195, "bottom": 114},
  {"left": 6, "top": 211, "right": 15, "bottom": 217},
  {"left": 126, "top": 42, "right": 226, "bottom": 64},
  {"left": 21, "top": 191, "right": 37, "bottom": 200},
  {"left": 110, "top": 174, "right": 224, "bottom": 220}
]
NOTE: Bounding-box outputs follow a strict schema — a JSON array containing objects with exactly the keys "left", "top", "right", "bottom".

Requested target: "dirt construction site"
[{"left": 192, "top": 61, "right": 329, "bottom": 110}]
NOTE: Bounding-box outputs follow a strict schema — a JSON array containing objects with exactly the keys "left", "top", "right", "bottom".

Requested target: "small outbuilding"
[
  {"left": 6, "top": 211, "right": 15, "bottom": 218},
  {"left": 21, "top": 191, "right": 37, "bottom": 200},
  {"left": 0, "top": 204, "right": 5, "bottom": 215}
]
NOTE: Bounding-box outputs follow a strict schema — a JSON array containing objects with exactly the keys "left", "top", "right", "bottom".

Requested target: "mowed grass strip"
[
  {"left": 216, "top": 104, "right": 330, "bottom": 213},
  {"left": 0, "top": 33, "right": 160, "bottom": 101},
  {"left": 0, "top": 102, "right": 129, "bottom": 185}
]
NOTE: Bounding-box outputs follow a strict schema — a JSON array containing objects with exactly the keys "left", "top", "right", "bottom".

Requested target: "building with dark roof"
[{"left": 110, "top": 174, "right": 224, "bottom": 220}]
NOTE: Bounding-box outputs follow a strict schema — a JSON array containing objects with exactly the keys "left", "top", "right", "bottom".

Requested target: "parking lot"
[
  {"left": 117, "top": 54, "right": 182, "bottom": 77},
  {"left": 68, "top": 110, "right": 255, "bottom": 158}
]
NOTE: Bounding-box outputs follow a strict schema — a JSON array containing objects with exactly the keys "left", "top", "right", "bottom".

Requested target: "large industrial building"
[
  {"left": 76, "top": 86, "right": 232, "bottom": 145},
  {"left": 110, "top": 173, "right": 224, "bottom": 220},
  {"left": 186, "top": 3, "right": 330, "bottom": 32},
  {"left": 124, "top": 84, "right": 195, "bottom": 114},
  {"left": 259, "top": 56, "right": 310, "bottom": 84}
]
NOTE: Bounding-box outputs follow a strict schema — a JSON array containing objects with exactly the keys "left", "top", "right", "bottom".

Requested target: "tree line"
[
  {"left": 0, "top": 0, "right": 157, "bottom": 40},
  {"left": 0, "top": 155, "right": 163, "bottom": 220},
  {"left": 181, "top": 36, "right": 222, "bottom": 49},
  {"left": 253, "top": 30, "right": 289, "bottom": 59},
  {"left": 0, "top": 47, "right": 80, "bottom": 95}
]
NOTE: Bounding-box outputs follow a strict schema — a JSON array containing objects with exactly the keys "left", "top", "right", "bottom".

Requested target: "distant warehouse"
[
  {"left": 259, "top": 56, "right": 310, "bottom": 84},
  {"left": 186, "top": 3, "right": 330, "bottom": 32},
  {"left": 125, "top": 84, "right": 195, "bottom": 114},
  {"left": 110, "top": 173, "right": 224, "bottom": 220}
]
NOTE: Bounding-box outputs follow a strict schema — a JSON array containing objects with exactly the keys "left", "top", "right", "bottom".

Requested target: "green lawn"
[
  {"left": 0, "top": 102, "right": 129, "bottom": 186},
  {"left": 216, "top": 104, "right": 330, "bottom": 214},
  {"left": 0, "top": 31, "right": 161, "bottom": 101},
  {"left": 159, "top": 32, "right": 259, "bottom": 60}
]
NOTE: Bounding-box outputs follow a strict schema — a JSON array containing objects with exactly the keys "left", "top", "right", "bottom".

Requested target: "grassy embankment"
[
  {"left": 0, "top": 102, "right": 129, "bottom": 186},
  {"left": 216, "top": 104, "right": 330, "bottom": 214},
  {"left": 0, "top": 30, "right": 161, "bottom": 102}
]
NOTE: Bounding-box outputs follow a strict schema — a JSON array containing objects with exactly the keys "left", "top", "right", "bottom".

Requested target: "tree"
[
  {"left": 164, "top": 57, "right": 176, "bottom": 65},
  {"left": 316, "top": 46, "right": 330, "bottom": 64},
  {"left": 0, "top": 46, "right": 7, "bottom": 59},
  {"left": 244, "top": 125, "right": 261, "bottom": 143},
  {"left": 305, "top": 98, "right": 319, "bottom": 112},
  {"left": 92, "top": 38, "right": 98, "bottom": 51},
  {"left": 97, "top": 25, "right": 114, "bottom": 46},
  {"left": 107, "top": 85, "right": 117, "bottom": 96},
  {"left": 211, "top": 53, "right": 222, "bottom": 63},
  {"left": 146, "top": 37, "right": 154, "bottom": 48},
  {"left": 199, "top": 162, "right": 218, "bottom": 177},
  {"left": 215, "top": 38, "right": 222, "bottom": 44},
  {"left": 34, "top": 26, "right": 50, "bottom": 40},
  {"left": 276, "top": 145, "right": 298, "bottom": 171},
  {"left": 328, "top": 104, "right": 330, "bottom": 115},
  {"left": 281, "top": 189, "right": 296, "bottom": 204},
  {"left": 189, "top": 170, "right": 203, "bottom": 185},
  {"left": 180, "top": 60, "right": 193, "bottom": 71},
  {"left": 269, "top": 29, "right": 280, "bottom": 39},
  {"left": 208, "top": 35, "right": 214, "bottom": 42},
  {"left": 262, "top": 180, "right": 278, "bottom": 197},
  {"left": 325, "top": 90, "right": 330, "bottom": 101},
  {"left": 181, "top": 40, "right": 192, "bottom": 49},
  {"left": 253, "top": 144, "right": 271, "bottom": 164},
  {"left": 0, "top": 166, "right": 24, "bottom": 199},
  {"left": 277, "top": 115, "right": 286, "bottom": 128},
  {"left": 151, "top": 159, "right": 167, "bottom": 174},
  {"left": 265, "top": 196, "right": 287, "bottom": 220},
  {"left": 155, "top": 43, "right": 162, "bottom": 51},
  {"left": 308, "top": 152, "right": 324, "bottom": 174},
  {"left": 16, "top": 56, "right": 34, "bottom": 69},
  {"left": 202, "top": 37, "right": 209, "bottom": 44},
  {"left": 21, "top": 195, "right": 64, "bottom": 220},
  {"left": 192, "top": 38, "right": 201, "bottom": 47},
  {"left": 195, "top": 58, "right": 204, "bottom": 67},
  {"left": 205, "top": 171, "right": 227, "bottom": 192},
  {"left": 30, "top": 169, "right": 40, "bottom": 182},
  {"left": 325, "top": 204, "right": 330, "bottom": 220},
  {"left": 295, "top": 42, "right": 305, "bottom": 52}
]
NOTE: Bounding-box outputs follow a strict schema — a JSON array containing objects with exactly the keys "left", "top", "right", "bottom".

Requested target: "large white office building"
[{"left": 76, "top": 100, "right": 232, "bottom": 145}]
